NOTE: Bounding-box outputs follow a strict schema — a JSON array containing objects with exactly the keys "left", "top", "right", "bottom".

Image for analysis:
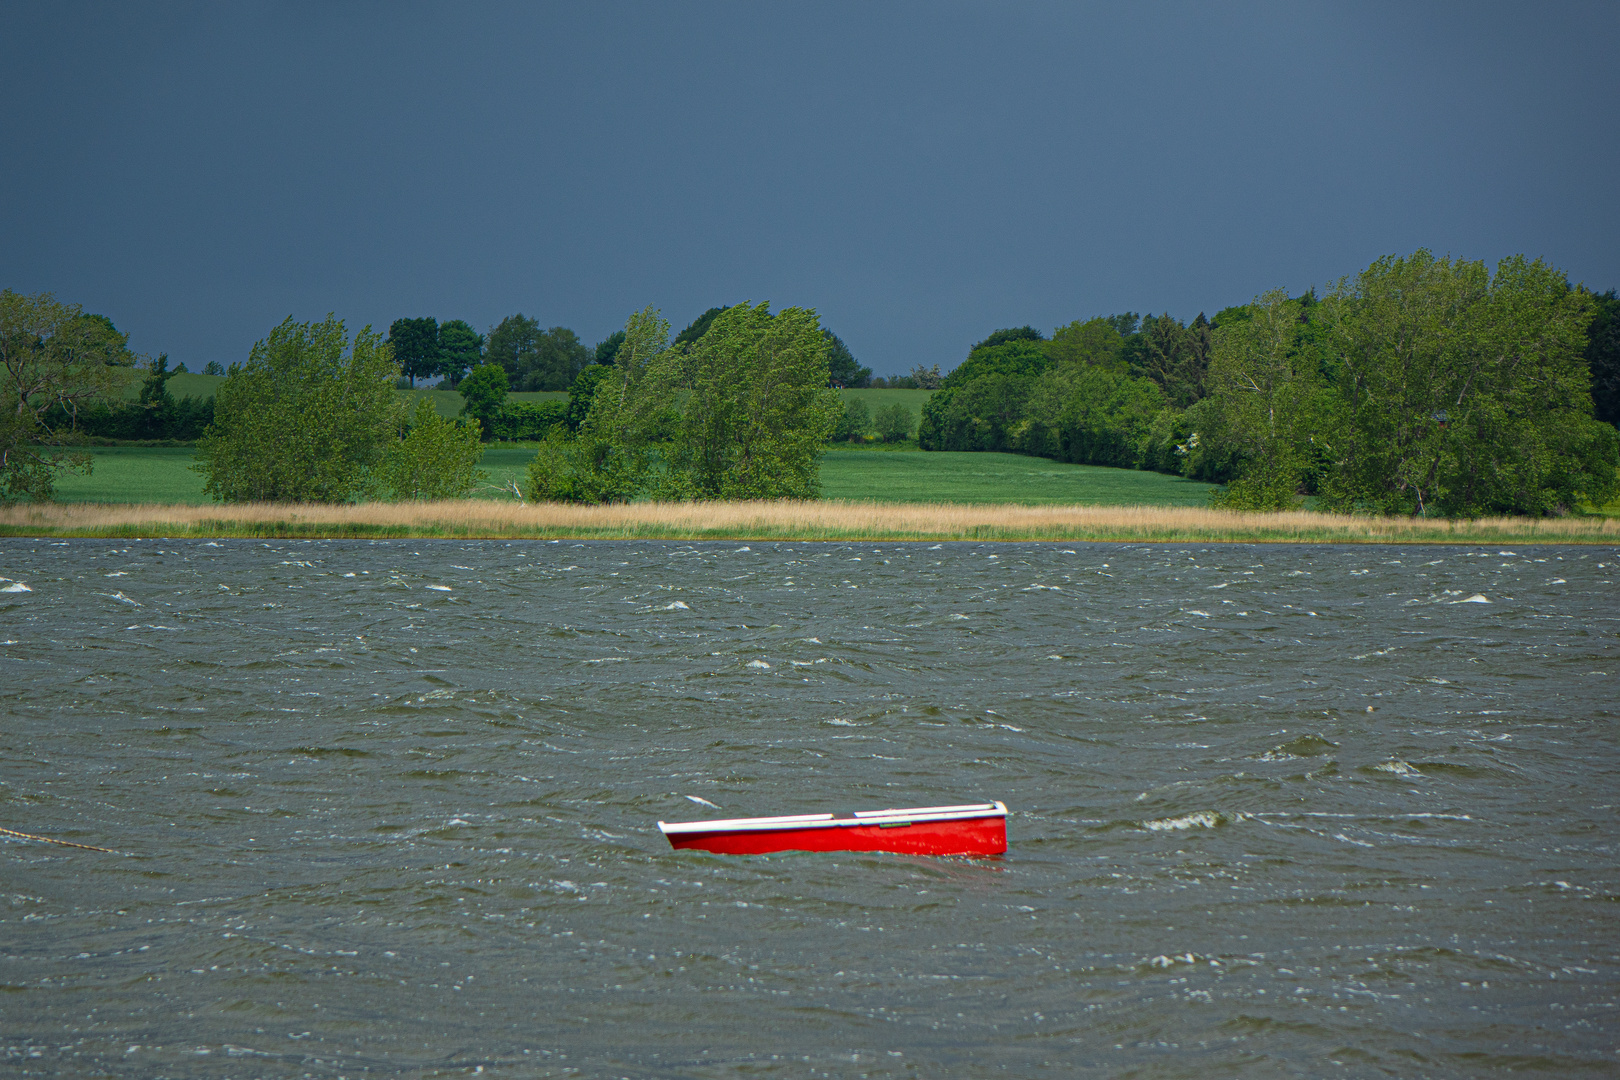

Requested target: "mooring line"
[{"left": 0, "top": 826, "right": 118, "bottom": 853}]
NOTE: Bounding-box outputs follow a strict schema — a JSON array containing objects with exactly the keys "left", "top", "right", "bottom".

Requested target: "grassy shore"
[{"left": 2, "top": 499, "right": 1614, "bottom": 544}]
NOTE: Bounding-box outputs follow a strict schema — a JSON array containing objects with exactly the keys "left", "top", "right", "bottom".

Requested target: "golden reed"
[{"left": 1, "top": 500, "right": 1615, "bottom": 543}]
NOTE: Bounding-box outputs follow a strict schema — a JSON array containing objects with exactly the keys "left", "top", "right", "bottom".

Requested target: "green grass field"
[
  {"left": 50, "top": 444, "right": 1213, "bottom": 506},
  {"left": 819, "top": 445, "right": 1214, "bottom": 504}
]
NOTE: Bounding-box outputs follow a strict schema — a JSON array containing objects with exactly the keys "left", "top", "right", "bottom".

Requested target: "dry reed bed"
[{"left": 1, "top": 500, "right": 1616, "bottom": 544}]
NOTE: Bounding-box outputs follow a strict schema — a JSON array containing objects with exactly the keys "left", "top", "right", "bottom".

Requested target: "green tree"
[
  {"left": 457, "top": 363, "right": 509, "bottom": 436},
  {"left": 437, "top": 319, "right": 483, "bottom": 386},
  {"left": 194, "top": 315, "right": 403, "bottom": 502},
  {"left": 825, "top": 330, "right": 871, "bottom": 387},
  {"left": 378, "top": 398, "right": 486, "bottom": 499},
  {"left": 388, "top": 317, "right": 440, "bottom": 387},
  {"left": 1203, "top": 289, "right": 1325, "bottom": 510},
  {"left": 526, "top": 307, "right": 670, "bottom": 503},
  {"left": 564, "top": 363, "right": 614, "bottom": 430},
  {"left": 673, "top": 306, "right": 728, "bottom": 348},
  {"left": 594, "top": 330, "right": 626, "bottom": 365},
  {"left": 1585, "top": 289, "right": 1620, "bottom": 426},
  {"left": 655, "top": 302, "right": 839, "bottom": 499},
  {"left": 0, "top": 290, "right": 132, "bottom": 502},
  {"left": 873, "top": 401, "right": 915, "bottom": 442},
  {"left": 1046, "top": 317, "right": 1127, "bottom": 372},
  {"left": 831, "top": 396, "right": 870, "bottom": 442},
  {"left": 1317, "top": 252, "right": 1616, "bottom": 516},
  {"left": 1134, "top": 313, "right": 1209, "bottom": 408},
  {"left": 202, "top": 361, "right": 225, "bottom": 376}
]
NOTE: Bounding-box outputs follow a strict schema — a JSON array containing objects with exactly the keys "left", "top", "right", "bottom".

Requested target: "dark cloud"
[{"left": 4, "top": 1, "right": 1616, "bottom": 373}]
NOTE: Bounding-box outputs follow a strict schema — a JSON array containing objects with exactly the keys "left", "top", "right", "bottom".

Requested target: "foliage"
[
  {"left": 457, "top": 364, "right": 509, "bottom": 435},
  {"left": 825, "top": 330, "right": 871, "bottom": 387},
  {"left": 0, "top": 290, "right": 132, "bottom": 502},
  {"left": 1199, "top": 289, "right": 1325, "bottom": 510},
  {"left": 1586, "top": 289, "right": 1620, "bottom": 426},
  {"left": 972, "top": 326, "right": 1044, "bottom": 350},
  {"left": 487, "top": 399, "right": 567, "bottom": 441},
  {"left": 378, "top": 398, "right": 486, "bottom": 499},
  {"left": 565, "top": 363, "right": 614, "bottom": 430},
  {"left": 594, "top": 330, "right": 626, "bottom": 366},
  {"left": 831, "top": 396, "right": 870, "bottom": 442},
  {"left": 873, "top": 401, "right": 915, "bottom": 443},
  {"left": 1311, "top": 252, "right": 1616, "bottom": 516},
  {"left": 203, "top": 360, "right": 225, "bottom": 376},
  {"left": 194, "top": 315, "right": 403, "bottom": 503},
  {"left": 1047, "top": 317, "right": 1127, "bottom": 372},
  {"left": 908, "top": 364, "right": 943, "bottom": 389},
  {"left": 437, "top": 319, "right": 483, "bottom": 386},
  {"left": 1133, "top": 312, "right": 1210, "bottom": 408},
  {"left": 525, "top": 307, "right": 670, "bottom": 503},
  {"left": 653, "top": 302, "right": 841, "bottom": 499},
  {"left": 1011, "top": 365, "right": 1170, "bottom": 468},
  {"left": 942, "top": 338, "right": 1050, "bottom": 390},
  {"left": 40, "top": 354, "right": 217, "bottom": 441},
  {"left": 673, "top": 306, "right": 727, "bottom": 348},
  {"left": 387, "top": 316, "right": 440, "bottom": 387},
  {"left": 485, "top": 314, "right": 590, "bottom": 391}
]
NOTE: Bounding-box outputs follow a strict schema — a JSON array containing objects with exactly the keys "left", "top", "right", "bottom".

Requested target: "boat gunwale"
[{"left": 658, "top": 801, "right": 1006, "bottom": 836}]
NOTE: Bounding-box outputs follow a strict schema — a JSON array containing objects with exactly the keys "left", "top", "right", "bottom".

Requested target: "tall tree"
[
  {"left": 594, "top": 330, "right": 626, "bottom": 366},
  {"left": 456, "top": 363, "right": 509, "bottom": 437},
  {"left": 1204, "top": 289, "right": 1326, "bottom": 509},
  {"left": 824, "top": 330, "right": 871, "bottom": 387},
  {"left": 1317, "top": 252, "right": 1616, "bottom": 516},
  {"left": 1585, "top": 288, "right": 1620, "bottom": 426},
  {"left": 485, "top": 314, "right": 541, "bottom": 385},
  {"left": 526, "top": 307, "right": 670, "bottom": 503},
  {"left": 1046, "top": 317, "right": 1127, "bottom": 372},
  {"left": 388, "top": 317, "right": 440, "bottom": 387},
  {"left": 673, "top": 306, "right": 728, "bottom": 348},
  {"left": 195, "top": 316, "right": 402, "bottom": 502},
  {"left": 0, "top": 290, "right": 132, "bottom": 502},
  {"left": 655, "top": 302, "right": 839, "bottom": 499},
  {"left": 437, "top": 319, "right": 483, "bottom": 386}
]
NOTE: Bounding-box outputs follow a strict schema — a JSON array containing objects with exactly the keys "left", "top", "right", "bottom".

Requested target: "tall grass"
[{"left": 1, "top": 500, "right": 1615, "bottom": 544}]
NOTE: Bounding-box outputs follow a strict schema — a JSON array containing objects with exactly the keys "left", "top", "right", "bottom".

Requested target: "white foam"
[
  {"left": 424, "top": 585, "right": 452, "bottom": 592},
  {"left": 658, "top": 601, "right": 690, "bottom": 610},
  {"left": 746, "top": 659, "right": 771, "bottom": 669},
  {"left": 1375, "top": 760, "right": 1421, "bottom": 776},
  {"left": 1143, "top": 811, "right": 1221, "bottom": 831},
  {"left": 684, "top": 795, "right": 721, "bottom": 808},
  {"left": 1455, "top": 594, "right": 1491, "bottom": 604},
  {"left": 1, "top": 582, "right": 31, "bottom": 593}
]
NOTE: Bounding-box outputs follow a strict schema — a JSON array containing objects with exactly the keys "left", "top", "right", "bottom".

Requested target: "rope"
[{"left": 0, "top": 826, "right": 118, "bottom": 853}]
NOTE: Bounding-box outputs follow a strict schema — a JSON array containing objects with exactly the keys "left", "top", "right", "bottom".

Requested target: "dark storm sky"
[{"left": 4, "top": 1, "right": 1617, "bottom": 375}]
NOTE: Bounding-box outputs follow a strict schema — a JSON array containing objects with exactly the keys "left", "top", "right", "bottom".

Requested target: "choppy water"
[{"left": 1, "top": 539, "right": 1616, "bottom": 1078}]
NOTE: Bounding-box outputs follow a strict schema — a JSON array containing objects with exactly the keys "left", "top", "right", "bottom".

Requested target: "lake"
[{"left": 1, "top": 539, "right": 1615, "bottom": 1077}]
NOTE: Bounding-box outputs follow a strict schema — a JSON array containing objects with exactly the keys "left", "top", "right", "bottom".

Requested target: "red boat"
[{"left": 658, "top": 801, "right": 1008, "bottom": 857}]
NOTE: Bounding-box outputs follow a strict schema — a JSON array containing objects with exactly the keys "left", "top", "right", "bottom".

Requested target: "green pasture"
[
  {"left": 50, "top": 444, "right": 1214, "bottom": 507},
  {"left": 819, "top": 445, "right": 1215, "bottom": 505}
]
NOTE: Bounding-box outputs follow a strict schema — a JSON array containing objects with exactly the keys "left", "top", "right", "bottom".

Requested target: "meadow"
[{"left": 49, "top": 444, "right": 1215, "bottom": 507}]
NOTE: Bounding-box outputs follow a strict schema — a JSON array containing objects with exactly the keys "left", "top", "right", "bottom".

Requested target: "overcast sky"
[{"left": 4, "top": 1, "right": 1617, "bottom": 375}]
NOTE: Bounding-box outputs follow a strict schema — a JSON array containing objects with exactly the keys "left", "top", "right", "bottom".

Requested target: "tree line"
[
  {"left": 923, "top": 252, "right": 1620, "bottom": 516},
  {"left": 4, "top": 249, "right": 1616, "bottom": 515}
]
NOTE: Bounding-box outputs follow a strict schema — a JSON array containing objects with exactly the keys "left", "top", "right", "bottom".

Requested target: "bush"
[
  {"left": 830, "top": 397, "right": 870, "bottom": 442},
  {"left": 487, "top": 399, "right": 567, "bottom": 441},
  {"left": 873, "top": 402, "right": 915, "bottom": 442},
  {"left": 379, "top": 399, "right": 486, "bottom": 499},
  {"left": 194, "top": 316, "right": 401, "bottom": 503}
]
